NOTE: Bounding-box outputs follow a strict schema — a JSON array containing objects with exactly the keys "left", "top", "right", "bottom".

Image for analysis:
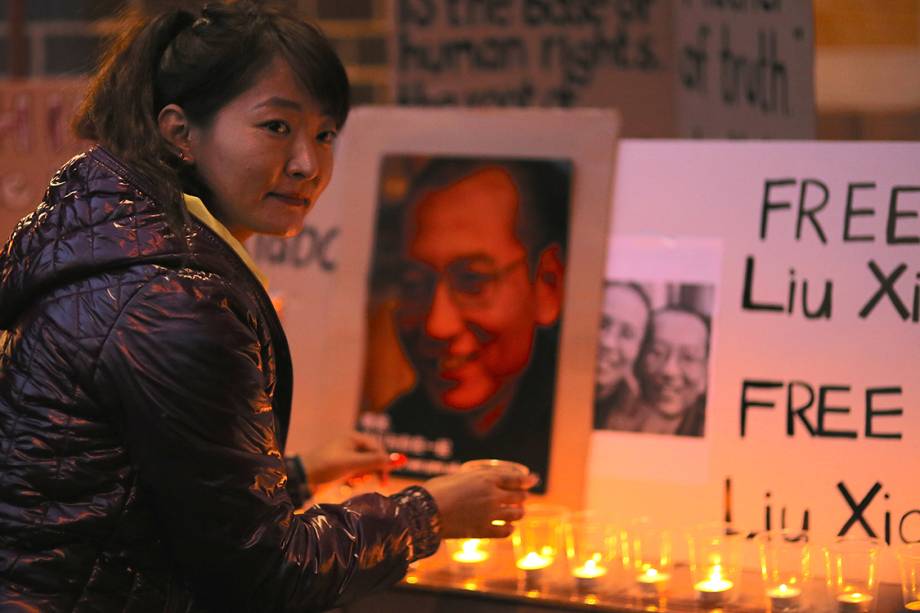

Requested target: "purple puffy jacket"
[{"left": 0, "top": 147, "right": 439, "bottom": 612}]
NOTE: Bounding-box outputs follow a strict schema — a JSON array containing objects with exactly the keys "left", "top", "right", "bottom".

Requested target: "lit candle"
[
  {"left": 694, "top": 564, "right": 734, "bottom": 607},
  {"left": 452, "top": 539, "right": 489, "bottom": 564},
  {"left": 451, "top": 539, "right": 488, "bottom": 578},
  {"left": 517, "top": 551, "right": 552, "bottom": 591},
  {"left": 766, "top": 583, "right": 802, "bottom": 611},
  {"left": 837, "top": 592, "right": 874, "bottom": 613},
  {"left": 636, "top": 566, "right": 670, "bottom": 597},
  {"left": 572, "top": 556, "right": 608, "bottom": 594}
]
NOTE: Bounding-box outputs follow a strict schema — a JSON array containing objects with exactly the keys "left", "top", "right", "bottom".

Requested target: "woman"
[
  {"left": 0, "top": 2, "right": 533, "bottom": 611},
  {"left": 593, "top": 281, "right": 651, "bottom": 429}
]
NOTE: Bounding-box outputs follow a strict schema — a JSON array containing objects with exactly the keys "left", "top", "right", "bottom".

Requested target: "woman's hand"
[
  {"left": 423, "top": 470, "right": 539, "bottom": 539},
  {"left": 300, "top": 432, "right": 390, "bottom": 491}
]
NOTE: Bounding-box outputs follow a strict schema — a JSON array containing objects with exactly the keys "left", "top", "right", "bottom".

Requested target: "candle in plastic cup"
[
  {"left": 566, "top": 511, "right": 613, "bottom": 596},
  {"left": 898, "top": 544, "right": 920, "bottom": 611},
  {"left": 448, "top": 538, "right": 490, "bottom": 579},
  {"left": 694, "top": 564, "right": 734, "bottom": 607},
  {"left": 689, "top": 523, "right": 741, "bottom": 607},
  {"left": 837, "top": 592, "right": 873, "bottom": 613},
  {"left": 513, "top": 505, "right": 567, "bottom": 592},
  {"left": 517, "top": 550, "right": 552, "bottom": 591},
  {"left": 452, "top": 539, "right": 489, "bottom": 564},
  {"left": 824, "top": 538, "right": 879, "bottom": 613},
  {"left": 637, "top": 566, "right": 669, "bottom": 597},
  {"left": 767, "top": 583, "right": 803, "bottom": 611},
  {"left": 573, "top": 557, "right": 607, "bottom": 594},
  {"left": 757, "top": 531, "right": 810, "bottom": 613}
]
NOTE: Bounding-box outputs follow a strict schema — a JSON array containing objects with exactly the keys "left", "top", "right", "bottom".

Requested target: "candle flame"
[
  {"left": 573, "top": 557, "right": 608, "bottom": 579},
  {"left": 637, "top": 566, "right": 670, "bottom": 584},
  {"left": 694, "top": 564, "right": 734, "bottom": 593},
  {"left": 452, "top": 539, "right": 489, "bottom": 564},
  {"left": 767, "top": 583, "right": 802, "bottom": 599},
  {"left": 517, "top": 551, "right": 552, "bottom": 570},
  {"left": 836, "top": 591, "right": 874, "bottom": 606}
]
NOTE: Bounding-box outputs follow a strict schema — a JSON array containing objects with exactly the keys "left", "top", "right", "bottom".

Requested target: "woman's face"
[
  {"left": 186, "top": 56, "right": 337, "bottom": 242},
  {"left": 595, "top": 285, "right": 649, "bottom": 398}
]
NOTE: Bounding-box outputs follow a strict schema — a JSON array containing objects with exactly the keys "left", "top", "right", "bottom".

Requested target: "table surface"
[{"left": 341, "top": 539, "right": 907, "bottom": 613}]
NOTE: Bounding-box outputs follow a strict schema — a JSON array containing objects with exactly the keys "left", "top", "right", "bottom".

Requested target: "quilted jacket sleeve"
[{"left": 94, "top": 271, "right": 439, "bottom": 611}]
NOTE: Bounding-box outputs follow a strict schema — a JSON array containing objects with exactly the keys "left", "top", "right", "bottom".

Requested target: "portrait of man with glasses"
[{"left": 358, "top": 156, "right": 571, "bottom": 491}]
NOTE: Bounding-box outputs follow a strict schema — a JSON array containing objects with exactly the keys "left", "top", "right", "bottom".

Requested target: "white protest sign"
[
  {"left": 391, "top": 1, "right": 816, "bottom": 139},
  {"left": 392, "top": 0, "right": 675, "bottom": 136},
  {"left": 249, "top": 193, "right": 344, "bottom": 455},
  {"left": 588, "top": 140, "right": 919, "bottom": 583},
  {"left": 674, "top": 0, "right": 815, "bottom": 138}
]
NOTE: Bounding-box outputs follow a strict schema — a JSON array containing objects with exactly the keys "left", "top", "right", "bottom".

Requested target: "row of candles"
[
  {"left": 442, "top": 507, "right": 919, "bottom": 612},
  {"left": 443, "top": 460, "right": 920, "bottom": 612}
]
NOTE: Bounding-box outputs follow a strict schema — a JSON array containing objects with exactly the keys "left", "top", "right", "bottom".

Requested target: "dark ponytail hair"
[{"left": 74, "top": 0, "right": 350, "bottom": 237}]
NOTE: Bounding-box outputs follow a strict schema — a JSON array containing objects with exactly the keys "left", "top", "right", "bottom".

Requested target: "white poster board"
[
  {"left": 249, "top": 194, "right": 344, "bottom": 454},
  {"left": 306, "top": 106, "right": 620, "bottom": 504},
  {"left": 588, "top": 140, "right": 919, "bottom": 582}
]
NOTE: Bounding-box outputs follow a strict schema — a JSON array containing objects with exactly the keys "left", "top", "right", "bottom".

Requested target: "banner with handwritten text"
[{"left": 588, "top": 141, "right": 918, "bottom": 582}]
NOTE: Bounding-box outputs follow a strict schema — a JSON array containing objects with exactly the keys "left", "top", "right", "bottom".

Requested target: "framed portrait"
[{"left": 319, "top": 107, "right": 620, "bottom": 505}]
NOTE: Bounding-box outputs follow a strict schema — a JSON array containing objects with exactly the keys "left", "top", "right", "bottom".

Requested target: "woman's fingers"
[
  {"left": 493, "top": 505, "right": 525, "bottom": 524},
  {"left": 424, "top": 468, "right": 540, "bottom": 540},
  {"left": 483, "top": 504, "right": 526, "bottom": 537},
  {"left": 484, "top": 522, "right": 515, "bottom": 538},
  {"left": 496, "top": 489, "right": 527, "bottom": 506},
  {"left": 350, "top": 431, "right": 386, "bottom": 453},
  {"left": 495, "top": 472, "right": 540, "bottom": 492}
]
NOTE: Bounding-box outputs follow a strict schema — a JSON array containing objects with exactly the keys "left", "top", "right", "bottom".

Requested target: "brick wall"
[
  {"left": 1, "top": 0, "right": 127, "bottom": 77},
  {"left": 298, "top": 0, "right": 390, "bottom": 104}
]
